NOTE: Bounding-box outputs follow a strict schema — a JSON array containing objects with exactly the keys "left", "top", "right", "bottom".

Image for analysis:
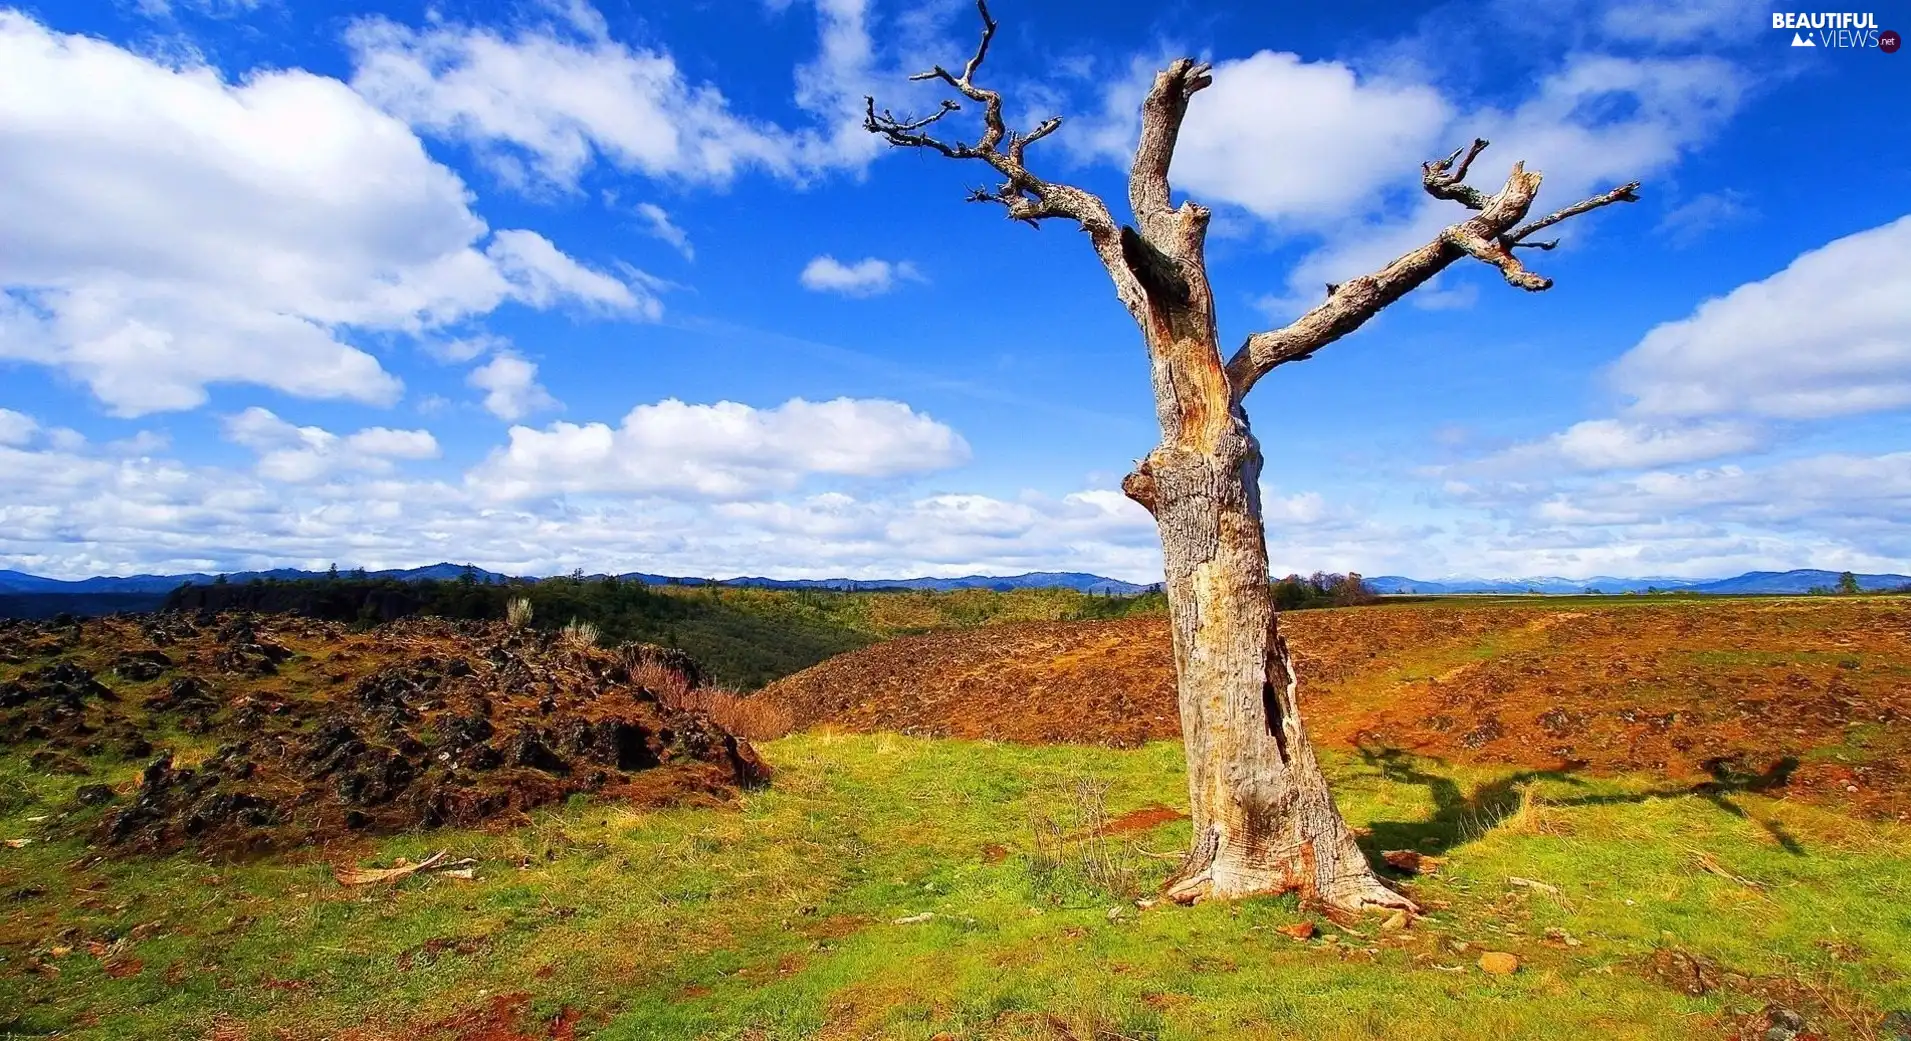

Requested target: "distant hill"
[
  {"left": 0, "top": 565, "right": 1151, "bottom": 597},
  {"left": 0, "top": 563, "right": 516, "bottom": 595},
  {"left": 1368, "top": 569, "right": 1911, "bottom": 595},
  {"left": 4, "top": 563, "right": 1906, "bottom": 621},
  {"left": 1685, "top": 570, "right": 1911, "bottom": 594},
  {"left": 626, "top": 571, "right": 1154, "bottom": 595}
]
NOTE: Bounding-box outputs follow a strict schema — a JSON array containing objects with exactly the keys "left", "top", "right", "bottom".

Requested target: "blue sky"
[{"left": 1, "top": 0, "right": 1907, "bottom": 582}]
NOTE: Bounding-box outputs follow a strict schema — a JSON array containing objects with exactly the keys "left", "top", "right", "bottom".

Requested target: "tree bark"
[
  {"left": 1128, "top": 424, "right": 1408, "bottom": 909},
  {"left": 1116, "top": 226, "right": 1410, "bottom": 911}
]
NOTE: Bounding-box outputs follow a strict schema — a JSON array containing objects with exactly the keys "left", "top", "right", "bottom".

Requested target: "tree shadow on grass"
[{"left": 1352, "top": 746, "right": 1805, "bottom": 863}]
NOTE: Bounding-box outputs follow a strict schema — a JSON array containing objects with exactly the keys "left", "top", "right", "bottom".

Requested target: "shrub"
[
  {"left": 559, "top": 617, "right": 600, "bottom": 648},
  {"left": 505, "top": 597, "right": 534, "bottom": 627}
]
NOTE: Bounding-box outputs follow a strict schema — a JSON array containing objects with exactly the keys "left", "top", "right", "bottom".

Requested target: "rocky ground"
[{"left": 0, "top": 612, "right": 768, "bottom": 856}]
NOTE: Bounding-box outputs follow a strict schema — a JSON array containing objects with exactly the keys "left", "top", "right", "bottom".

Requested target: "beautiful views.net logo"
[{"left": 1772, "top": 11, "right": 1899, "bottom": 49}]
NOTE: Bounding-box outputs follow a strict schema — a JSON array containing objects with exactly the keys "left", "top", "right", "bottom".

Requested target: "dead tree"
[{"left": 866, "top": 3, "right": 1639, "bottom": 911}]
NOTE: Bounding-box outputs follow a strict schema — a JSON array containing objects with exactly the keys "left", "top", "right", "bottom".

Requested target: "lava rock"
[
  {"left": 112, "top": 650, "right": 174, "bottom": 681},
  {"left": 506, "top": 728, "right": 569, "bottom": 774}
]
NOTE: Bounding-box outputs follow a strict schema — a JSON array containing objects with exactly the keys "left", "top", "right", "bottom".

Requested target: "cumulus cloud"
[
  {"left": 469, "top": 397, "right": 970, "bottom": 500},
  {"left": 1531, "top": 452, "right": 1911, "bottom": 527},
  {"left": 223, "top": 407, "right": 439, "bottom": 483},
  {"left": 468, "top": 351, "right": 560, "bottom": 421},
  {"left": 0, "top": 408, "right": 38, "bottom": 446},
  {"left": 799, "top": 255, "right": 921, "bottom": 297},
  {"left": 1463, "top": 418, "right": 1766, "bottom": 476},
  {"left": 1612, "top": 214, "right": 1911, "bottom": 419},
  {"left": 0, "top": 427, "right": 1162, "bottom": 581},
  {"left": 344, "top": 0, "right": 880, "bottom": 193},
  {"left": 1265, "top": 54, "right": 1742, "bottom": 314},
  {"left": 0, "top": 12, "right": 651, "bottom": 416},
  {"left": 1074, "top": 52, "right": 1451, "bottom": 226},
  {"left": 0, "top": 420, "right": 1447, "bottom": 584},
  {"left": 486, "top": 229, "right": 650, "bottom": 315}
]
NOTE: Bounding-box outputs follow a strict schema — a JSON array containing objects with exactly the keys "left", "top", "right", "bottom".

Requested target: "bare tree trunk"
[
  {"left": 1118, "top": 277, "right": 1409, "bottom": 910},
  {"left": 1129, "top": 415, "right": 1407, "bottom": 908},
  {"left": 863, "top": 0, "right": 1640, "bottom": 913}
]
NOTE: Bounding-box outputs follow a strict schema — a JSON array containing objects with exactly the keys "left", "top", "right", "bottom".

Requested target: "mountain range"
[
  {"left": 1364, "top": 570, "right": 1911, "bottom": 595},
  {"left": 0, "top": 565, "right": 1155, "bottom": 597},
  {"left": 2, "top": 564, "right": 1907, "bottom": 614}
]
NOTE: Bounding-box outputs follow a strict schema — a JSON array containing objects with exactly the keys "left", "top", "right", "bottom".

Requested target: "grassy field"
[{"left": 6, "top": 731, "right": 1908, "bottom": 1040}]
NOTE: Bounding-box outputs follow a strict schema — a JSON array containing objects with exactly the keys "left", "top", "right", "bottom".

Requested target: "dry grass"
[
  {"left": 559, "top": 617, "right": 600, "bottom": 649},
  {"left": 504, "top": 596, "right": 534, "bottom": 627},
  {"left": 1027, "top": 776, "right": 1142, "bottom": 901},
  {"left": 658, "top": 687, "right": 797, "bottom": 742},
  {"left": 621, "top": 656, "right": 695, "bottom": 701},
  {"left": 616, "top": 648, "right": 796, "bottom": 740}
]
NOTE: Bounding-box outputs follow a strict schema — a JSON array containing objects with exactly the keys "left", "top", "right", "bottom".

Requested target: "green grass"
[{"left": 3, "top": 735, "right": 1908, "bottom": 1039}]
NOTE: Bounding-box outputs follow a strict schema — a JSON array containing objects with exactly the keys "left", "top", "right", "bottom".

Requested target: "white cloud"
[
  {"left": 0, "top": 408, "right": 38, "bottom": 446},
  {"left": 223, "top": 406, "right": 440, "bottom": 482},
  {"left": 1465, "top": 418, "right": 1765, "bottom": 476},
  {"left": 1267, "top": 53, "right": 1742, "bottom": 314},
  {"left": 423, "top": 333, "right": 509, "bottom": 364},
  {"left": 469, "top": 396, "right": 970, "bottom": 500},
  {"left": 0, "top": 12, "right": 650, "bottom": 416},
  {"left": 7, "top": 420, "right": 1903, "bottom": 583},
  {"left": 799, "top": 255, "right": 922, "bottom": 297},
  {"left": 1532, "top": 452, "right": 1911, "bottom": 527},
  {"left": 1613, "top": 215, "right": 1911, "bottom": 419},
  {"left": 1076, "top": 52, "right": 1451, "bottom": 226},
  {"left": 486, "top": 229, "right": 650, "bottom": 315},
  {"left": 0, "top": 428, "right": 1166, "bottom": 581},
  {"left": 468, "top": 351, "right": 560, "bottom": 421},
  {"left": 633, "top": 202, "right": 694, "bottom": 260},
  {"left": 1597, "top": 0, "right": 1761, "bottom": 46},
  {"left": 344, "top": 0, "right": 880, "bottom": 193}
]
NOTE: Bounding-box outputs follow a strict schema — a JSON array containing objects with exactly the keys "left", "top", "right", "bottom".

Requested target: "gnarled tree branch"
[
  {"left": 865, "top": 0, "right": 1153, "bottom": 315},
  {"left": 1509, "top": 181, "right": 1642, "bottom": 243},
  {"left": 1226, "top": 141, "right": 1641, "bottom": 401},
  {"left": 1421, "top": 137, "right": 1491, "bottom": 210}
]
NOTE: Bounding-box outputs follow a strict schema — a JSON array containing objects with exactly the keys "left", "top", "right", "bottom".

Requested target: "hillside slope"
[{"left": 759, "top": 599, "right": 1911, "bottom": 815}]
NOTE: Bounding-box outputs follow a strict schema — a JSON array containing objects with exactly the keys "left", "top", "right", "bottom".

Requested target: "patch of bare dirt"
[
  {"left": 757, "top": 600, "right": 1911, "bottom": 815},
  {"left": 0, "top": 613, "right": 770, "bottom": 855}
]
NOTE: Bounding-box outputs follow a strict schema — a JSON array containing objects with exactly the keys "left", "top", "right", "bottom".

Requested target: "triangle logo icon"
[{"left": 1792, "top": 31, "right": 1816, "bottom": 46}]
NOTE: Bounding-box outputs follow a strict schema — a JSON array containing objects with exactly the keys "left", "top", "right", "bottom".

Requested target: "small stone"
[
  {"left": 1544, "top": 926, "right": 1582, "bottom": 947},
  {"left": 1478, "top": 951, "right": 1520, "bottom": 975},
  {"left": 1878, "top": 1010, "right": 1911, "bottom": 1041},
  {"left": 1746, "top": 1003, "right": 1811, "bottom": 1041},
  {"left": 1276, "top": 922, "right": 1316, "bottom": 940},
  {"left": 892, "top": 912, "right": 934, "bottom": 925}
]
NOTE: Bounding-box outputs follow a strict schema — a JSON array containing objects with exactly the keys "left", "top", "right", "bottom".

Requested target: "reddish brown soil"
[
  {"left": 0, "top": 613, "right": 768, "bottom": 854},
  {"left": 427, "top": 992, "right": 580, "bottom": 1041},
  {"left": 759, "top": 600, "right": 1911, "bottom": 815},
  {"left": 1098, "top": 803, "right": 1187, "bottom": 836}
]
